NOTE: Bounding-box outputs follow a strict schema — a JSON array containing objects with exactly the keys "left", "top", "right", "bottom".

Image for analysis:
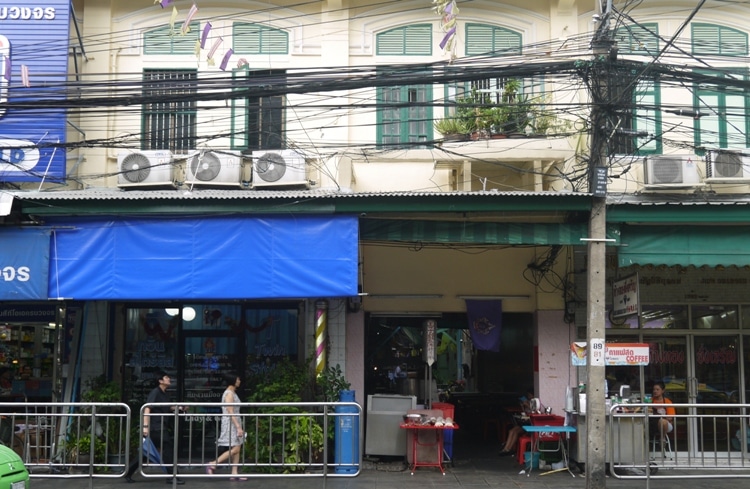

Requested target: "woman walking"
[{"left": 206, "top": 373, "right": 246, "bottom": 480}]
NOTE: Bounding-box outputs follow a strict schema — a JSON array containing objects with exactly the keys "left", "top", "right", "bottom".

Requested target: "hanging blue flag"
[{"left": 465, "top": 299, "right": 502, "bottom": 352}]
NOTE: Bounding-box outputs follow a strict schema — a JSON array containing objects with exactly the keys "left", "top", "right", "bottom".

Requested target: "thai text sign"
[{"left": 612, "top": 274, "right": 639, "bottom": 318}]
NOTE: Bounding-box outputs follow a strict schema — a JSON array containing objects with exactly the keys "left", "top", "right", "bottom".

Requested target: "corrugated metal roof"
[
  {"left": 607, "top": 192, "right": 750, "bottom": 206},
  {"left": 11, "top": 188, "right": 592, "bottom": 201}
]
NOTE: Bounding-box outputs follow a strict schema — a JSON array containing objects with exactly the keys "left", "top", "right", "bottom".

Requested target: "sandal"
[
  {"left": 230, "top": 477, "right": 248, "bottom": 481},
  {"left": 205, "top": 465, "right": 215, "bottom": 475}
]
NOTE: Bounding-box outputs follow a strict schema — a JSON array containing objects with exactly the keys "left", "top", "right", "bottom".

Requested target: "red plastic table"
[{"left": 399, "top": 423, "right": 458, "bottom": 475}]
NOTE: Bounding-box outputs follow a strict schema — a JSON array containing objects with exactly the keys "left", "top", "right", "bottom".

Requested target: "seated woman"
[
  {"left": 649, "top": 380, "right": 675, "bottom": 442},
  {"left": 498, "top": 388, "right": 538, "bottom": 456}
]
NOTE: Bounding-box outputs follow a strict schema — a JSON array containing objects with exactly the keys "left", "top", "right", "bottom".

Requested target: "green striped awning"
[
  {"left": 360, "top": 219, "right": 621, "bottom": 246},
  {"left": 619, "top": 225, "right": 750, "bottom": 267}
]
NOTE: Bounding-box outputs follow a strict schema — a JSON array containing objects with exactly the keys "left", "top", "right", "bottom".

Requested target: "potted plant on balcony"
[
  {"left": 433, "top": 117, "right": 470, "bottom": 142},
  {"left": 454, "top": 78, "right": 537, "bottom": 139}
]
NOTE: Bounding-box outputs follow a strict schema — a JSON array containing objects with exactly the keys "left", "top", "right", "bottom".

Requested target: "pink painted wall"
[{"left": 535, "top": 310, "right": 575, "bottom": 415}]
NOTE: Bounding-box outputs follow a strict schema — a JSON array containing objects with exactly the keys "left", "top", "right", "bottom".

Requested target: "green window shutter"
[
  {"left": 692, "top": 23, "right": 748, "bottom": 56},
  {"left": 144, "top": 22, "right": 201, "bottom": 55},
  {"left": 693, "top": 69, "right": 750, "bottom": 149},
  {"left": 377, "top": 73, "right": 433, "bottom": 147},
  {"left": 231, "top": 67, "right": 249, "bottom": 150},
  {"left": 376, "top": 24, "right": 432, "bottom": 56},
  {"left": 233, "top": 23, "right": 289, "bottom": 55},
  {"left": 614, "top": 23, "right": 659, "bottom": 54},
  {"left": 465, "top": 23, "right": 521, "bottom": 56},
  {"left": 634, "top": 79, "right": 661, "bottom": 154}
]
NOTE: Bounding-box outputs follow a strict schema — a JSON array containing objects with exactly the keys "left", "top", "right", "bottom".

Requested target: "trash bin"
[{"left": 335, "top": 390, "right": 359, "bottom": 474}]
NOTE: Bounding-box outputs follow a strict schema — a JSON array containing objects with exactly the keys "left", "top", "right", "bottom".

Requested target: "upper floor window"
[
  {"left": 231, "top": 68, "right": 285, "bottom": 151},
  {"left": 692, "top": 23, "right": 748, "bottom": 56},
  {"left": 375, "top": 25, "right": 432, "bottom": 146},
  {"left": 465, "top": 23, "right": 521, "bottom": 56},
  {"left": 143, "top": 22, "right": 200, "bottom": 55},
  {"left": 614, "top": 22, "right": 659, "bottom": 55},
  {"left": 694, "top": 69, "right": 750, "bottom": 150},
  {"left": 611, "top": 74, "right": 662, "bottom": 155},
  {"left": 142, "top": 70, "right": 197, "bottom": 153},
  {"left": 233, "top": 23, "right": 289, "bottom": 55},
  {"left": 376, "top": 24, "right": 432, "bottom": 56}
]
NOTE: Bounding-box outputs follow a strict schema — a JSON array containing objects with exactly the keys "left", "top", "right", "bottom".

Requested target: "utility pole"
[{"left": 585, "top": 1, "right": 614, "bottom": 488}]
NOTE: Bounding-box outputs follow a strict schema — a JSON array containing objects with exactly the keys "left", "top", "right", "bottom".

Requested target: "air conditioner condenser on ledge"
[
  {"left": 251, "top": 150, "right": 309, "bottom": 189},
  {"left": 117, "top": 150, "right": 175, "bottom": 188},
  {"left": 705, "top": 149, "right": 750, "bottom": 181},
  {"left": 184, "top": 150, "right": 244, "bottom": 188},
  {"left": 643, "top": 155, "right": 702, "bottom": 187}
]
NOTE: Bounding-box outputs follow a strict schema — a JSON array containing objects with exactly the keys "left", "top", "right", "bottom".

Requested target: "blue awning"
[
  {"left": 0, "top": 229, "right": 51, "bottom": 300},
  {"left": 46, "top": 215, "right": 358, "bottom": 300}
]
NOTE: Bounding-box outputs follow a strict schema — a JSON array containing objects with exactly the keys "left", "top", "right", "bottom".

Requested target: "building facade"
[{"left": 1, "top": 0, "right": 750, "bottom": 457}]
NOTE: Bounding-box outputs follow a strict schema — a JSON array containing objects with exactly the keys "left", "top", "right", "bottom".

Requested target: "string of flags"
[
  {"left": 157, "top": 1, "right": 235, "bottom": 71},
  {"left": 434, "top": 0, "right": 459, "bottom": 59},
  {"left": 2, "top": 55, "right": 30, "bottom": 88}
]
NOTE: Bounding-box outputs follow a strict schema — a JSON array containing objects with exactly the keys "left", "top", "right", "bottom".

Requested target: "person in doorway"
[
  {"left": 125, "top": 371, "right": 187, "bottom": 485},
  {"left": 206, "top": 373, "right": 246, "bottom": 481},
  {"left": 649, "top": 380, "right": 675, "bottom": 443},
  {"left": 498, "top": 388, "right": 537, "bottom": 456}
]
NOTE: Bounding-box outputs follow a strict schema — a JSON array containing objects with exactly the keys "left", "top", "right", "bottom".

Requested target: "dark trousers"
[{"left": 125, "top": 428, "right": 176, "bottom": 478}]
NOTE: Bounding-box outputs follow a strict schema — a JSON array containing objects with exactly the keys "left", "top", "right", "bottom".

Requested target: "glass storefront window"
[
  {"left": 692, "top": 305, "right": 739, "bottom": 329},
  {"left": 640, "top": 306, "right": 688, "bottom": 329}
]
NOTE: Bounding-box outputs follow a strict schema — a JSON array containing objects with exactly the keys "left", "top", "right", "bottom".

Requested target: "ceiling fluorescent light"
[
  {"left": 367, "top": 294, "right": 444, "bottom": 299},
  {"left": 456, "top": 295, "right": 530, "bottom": 300}
]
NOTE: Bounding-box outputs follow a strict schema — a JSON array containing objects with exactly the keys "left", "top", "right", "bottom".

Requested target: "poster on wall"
[{"left": 0, "top": 2, "right": 70, "bottom": 182}]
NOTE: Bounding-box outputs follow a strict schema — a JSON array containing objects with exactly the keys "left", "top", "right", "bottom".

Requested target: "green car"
[{"left": 0, "top": 444, "right": 28, "bottom": 489}]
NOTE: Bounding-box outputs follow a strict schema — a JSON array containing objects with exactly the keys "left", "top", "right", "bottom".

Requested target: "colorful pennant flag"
[
  {"left": 236, "top": 58, "right": 249, "bottom": 69},
  {"left": 206, "top": 36, "right": 223, "bottom": 66},
  {"left": 20, "top": 64, "right": 29, "bottom": 87},
  {"left": 3, "top": 56, "right": 10, "bottom": 82},
  {"left": 219, "top": 49, "right": 234, "bottom": 71},
  {"left": 201, "top": 22, "right": 212, "bottom": 48},
  {"left": 181, "top": 3, "right": 198, "bottom": 36},
  {"left": 169, "top": 6, "right": 178, "bottom": 33}
]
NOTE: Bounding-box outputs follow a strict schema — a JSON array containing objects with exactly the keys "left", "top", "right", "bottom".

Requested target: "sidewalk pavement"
[{"left": 28, "top": 450, "right": 750, "bottom": 489}]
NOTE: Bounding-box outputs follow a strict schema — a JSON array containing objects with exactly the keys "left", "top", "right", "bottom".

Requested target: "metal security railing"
[
  {"left": 0, "top": 402, "right": 130, "bottom": 479},
  {"left": 139, "top": 401, "right": 362, "bottom": 481},
  {"left": 0, "top": 401, "right": 361, "bottom": 485},
  {"left": 607, "top": 402, "right": 750, "bottom": 486}
]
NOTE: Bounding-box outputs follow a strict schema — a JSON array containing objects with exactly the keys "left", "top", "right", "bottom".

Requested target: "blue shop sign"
[{"left": 0, "top": 229, "right": 50, "bottom": 299}]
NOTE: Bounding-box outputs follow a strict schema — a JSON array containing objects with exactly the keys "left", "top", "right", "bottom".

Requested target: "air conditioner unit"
[
  {"left": 185, "top": 150, "right": 244, "bottom": 188},
  {"left": 251, "top": 150, "right": 309, "bottom": 189},
  {"left": 117, "top": 150, "right": 174, "bottom": 188},
  {"left": 643, "top": 155, "right": 701, "bottom": 187},
  {"left": 705, "top": 149, "right": 750, "bottom": 181}
]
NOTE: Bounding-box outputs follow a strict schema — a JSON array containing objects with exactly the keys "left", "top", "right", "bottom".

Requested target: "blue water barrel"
[{"left": 334, "top": 390, "right": 359, "bottom": 474}]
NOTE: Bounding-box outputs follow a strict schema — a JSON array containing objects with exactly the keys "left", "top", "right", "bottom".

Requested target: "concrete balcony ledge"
[{"left": 375, "top": 136, "right": 576, "bottom": 164}]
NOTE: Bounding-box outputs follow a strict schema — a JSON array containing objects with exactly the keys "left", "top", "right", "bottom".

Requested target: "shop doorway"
[{"left": 641, "top": 333, "right": 740, "bottom": 457}]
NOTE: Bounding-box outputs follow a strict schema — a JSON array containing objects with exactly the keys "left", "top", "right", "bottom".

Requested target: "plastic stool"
[{"left": 516, "top": 434, "right": 533, "bottom": 465}]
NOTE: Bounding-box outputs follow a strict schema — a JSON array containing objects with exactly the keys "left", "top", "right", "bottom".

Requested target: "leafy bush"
[{"left": 244, "top": 358, "right": 326, "bottom": 473}]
